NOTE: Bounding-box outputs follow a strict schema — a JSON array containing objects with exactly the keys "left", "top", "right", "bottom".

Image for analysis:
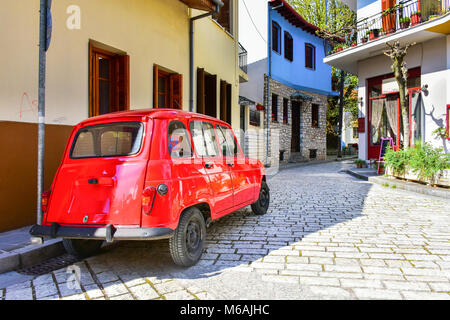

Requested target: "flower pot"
[
  {"left": 361, "top": 38, "right": 368, "bottom": 43},
  {"left": 369, "top": 30, "right": 379, "bottom": 41},
  {"left": 336, "top": 47, "right": 343, "bottom": 52},
  {"left": 351, "top": 43, "right": 357, "bottom": 47},
  {"left": 357, "top": 164, "right": 362, "bottom": 168},
  {"left": 411, "top": 13, "right": 421, "bottom": 26},
  {"left": 400, "top": 21, "right": 410, "bottom": 29},
  {"left": 382, "top": 12, "right": 397, "bottom": 34}
]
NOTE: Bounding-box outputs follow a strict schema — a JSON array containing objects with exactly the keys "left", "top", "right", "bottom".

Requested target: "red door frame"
[{"left": 366, "top": 67, "right": 421, "bottom": 159}]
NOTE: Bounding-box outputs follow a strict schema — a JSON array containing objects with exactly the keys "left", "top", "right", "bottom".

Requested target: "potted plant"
[
  {"left": 334, "top": 44, "right": 347, "bottom": 52},
  {"left": 354, "top": 159, "right": 366, "bottom": 169},
  {"left": 382, "top": 8, "right": 396, "bottom": 34},
  {"left": 411, "top": 11, "right": 421, "bottom": 26},
  {"left": 399, "top": 17, "right": 411, "bottom": 29},
  {"left": 361, "top": 36, "right": 368, "bottom": 43},
  {"left": 351, "top": 41, "right": 357, "bottom": 47},
  {"left": 368, "top": 29, "right": 379, "bottom": 40},
  {"left": 433, "top": 127, "right": 449, "bottom": 139}
]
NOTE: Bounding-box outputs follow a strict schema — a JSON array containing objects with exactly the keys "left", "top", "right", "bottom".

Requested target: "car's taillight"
[
  {"left": 42, "top": 190, "right": 51, "bottom": 214},
  {"left": 142, "top": 187, "right": 157, "bottom": 215}
]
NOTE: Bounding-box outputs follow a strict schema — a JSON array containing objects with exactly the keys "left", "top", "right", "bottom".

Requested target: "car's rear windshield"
[{"left": 70, "top": 122, "right": 144, "bottom": 159}]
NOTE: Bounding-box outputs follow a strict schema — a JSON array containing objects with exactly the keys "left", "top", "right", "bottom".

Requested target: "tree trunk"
[{"left": 392, "top": 57, "right": 410, "bottom": 148}]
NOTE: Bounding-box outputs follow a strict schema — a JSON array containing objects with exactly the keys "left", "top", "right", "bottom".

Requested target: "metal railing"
[
  {"left": 239, "top": 42, "right": 248, "bottom": 73},
  {"left": 329, "top": 0, "right": 449, "bottom": 54}
]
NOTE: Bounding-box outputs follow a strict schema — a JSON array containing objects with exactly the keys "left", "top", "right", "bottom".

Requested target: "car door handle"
[{"left": 205, "top": 163, "right": 214, "bottom": 169}]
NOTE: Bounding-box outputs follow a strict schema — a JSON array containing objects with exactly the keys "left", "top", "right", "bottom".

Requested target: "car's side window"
[
  {"left": 189, "top": 121, "right": 219, "bottom": 158},
  {"left": 217, "top": 125, "right": 240, "bottom": 157},
  {"left": 168, "top": 121, "right": 193, "bottom": 158},
  {"left": 216, "top": 125, "right": 232, "bottom": 157}
]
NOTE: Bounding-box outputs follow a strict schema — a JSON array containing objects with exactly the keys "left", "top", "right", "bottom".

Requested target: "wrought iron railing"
[
  {"left": 239, "top": 42, "right": 248, "bottom": 73},
  {"left": 329, "top": 0, "right": 449, "bottom": 54}
]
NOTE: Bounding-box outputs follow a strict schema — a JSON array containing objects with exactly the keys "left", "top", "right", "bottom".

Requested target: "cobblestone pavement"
[{"left": 2, "top": 161, "right": 450, "bottom": 300}]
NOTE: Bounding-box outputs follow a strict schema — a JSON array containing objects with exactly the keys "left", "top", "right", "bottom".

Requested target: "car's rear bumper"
[{"left": 29, "top": 223, "right": 174, "bottom": 242}]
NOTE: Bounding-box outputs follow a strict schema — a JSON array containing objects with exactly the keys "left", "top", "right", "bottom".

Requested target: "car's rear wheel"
[
  {"left": 63, "top": 239, "right": 104, "bottom": 259},
  {"left": 169, "top": 207, "right": 206, "bottom": 267},
  {"left": 251, "top": 180, "right": 270, "bottom": 215}
]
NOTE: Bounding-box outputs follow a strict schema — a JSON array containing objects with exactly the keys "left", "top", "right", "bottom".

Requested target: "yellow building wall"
[
  {"left": 0, "top": 0, "right": 242, "bottom": 232},
  {"left": 0, "top": 0, "right": 241, "bottom": 128}
]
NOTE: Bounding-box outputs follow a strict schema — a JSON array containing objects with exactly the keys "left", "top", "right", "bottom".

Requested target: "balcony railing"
[
  {"left": 328, "top": 0, "right": 449, "bottom": 55},
  {"left": 239, "top": 42, "right": 248, "bottom": 73}
]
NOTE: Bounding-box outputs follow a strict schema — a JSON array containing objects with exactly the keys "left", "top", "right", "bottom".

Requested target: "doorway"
[{"left": 291, "top": 101, "right": 301, "bottom": 153}]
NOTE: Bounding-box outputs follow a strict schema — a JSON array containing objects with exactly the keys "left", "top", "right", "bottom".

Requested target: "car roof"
[{"left": 80, "top": 108, "right": 231, "bottom": 127}]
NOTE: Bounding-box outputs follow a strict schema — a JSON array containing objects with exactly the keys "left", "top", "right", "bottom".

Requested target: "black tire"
[
  {"left": 169, "top": 207, "right": 206, "bottom": 267},
  {"left": 251, "top": 180, "right": 270, "bottom": 215},
  {"left": 63, "top": 239, "right": 103, "bottom": 259}
]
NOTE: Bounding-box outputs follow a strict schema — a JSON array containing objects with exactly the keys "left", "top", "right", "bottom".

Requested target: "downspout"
[
  {"left": 266, "top": 2, "right": 283, "bottom": 166},
  {"left": 37, "top": 0, "right": 49, "bottom": 228},
  {"left": 189, "top": 0, "right": 224, "bottom": 112}
]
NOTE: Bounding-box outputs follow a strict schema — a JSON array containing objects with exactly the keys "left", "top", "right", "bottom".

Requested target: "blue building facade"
[{"left": 263, "top": 0, "right": 337, "bottom": 165}]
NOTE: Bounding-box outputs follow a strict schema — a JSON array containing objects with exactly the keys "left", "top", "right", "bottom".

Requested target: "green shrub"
[{"left": 384, "top": 143, "right": 450, "bottom": 182}]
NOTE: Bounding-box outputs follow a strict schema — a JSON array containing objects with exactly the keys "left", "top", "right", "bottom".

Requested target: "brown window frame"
[
  {"left": 89, "top": 43, "right": 130, "bottom": 118},
  {"left": 305, "top": 43, "right": 316, "bottom": 70},
  {"left": 272, "top": 21, "right": 281, "bottom": 54},
  {"left": 284, "top": 31, "right": 293, "bottom": 62},
  {"left": 153, "top": 65, "right": 183, "bottom": 109},
  {"left": 213, "top": 0, "right": 232, "bottom": 34}
]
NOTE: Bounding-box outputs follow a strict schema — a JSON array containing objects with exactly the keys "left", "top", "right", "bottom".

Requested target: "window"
[
  {"left": 249, "top": 109, "right": 260, "bottom": 126},
  {"left": 272, "top": 21, "right": 281, "bottom": 54},
  {"left": 213, "top": 0, "right": 232, "bottom": 34},
  {"left": 89, "top": 43, "right": 130, "bottom": 117},
  {"left": 71, "top": 122, "right": 143, "bottom": 159},
  {"left": 197, "top": 68, "right": 217, "bottom": 118},
  {"left": 168, "top": 121, "right": 192, "bottom": 158},
  {"left": 220, "top": 80, "right": 232, "bottom": 125},
  {"left": 284, "top": 32, "right": 293, "bottom": 61},
  {"left": 216, "top": 125, "right": 240, "bottom": 157},
  {"left": 353, "top": 127, "right": 358, "bottom": 139},
  {"left": 305, "top": 43, "right": 316, "bottom": 70},
  {"left": 312, "top": 104, "right": 319, "bottom": 127},
  {"left": 189, "top": 121, "right": 219, "bottom": 158},
  {"left": 272, "top": 94, "right": 278, "bottom": 122},
  {"left": 153, "top": 65, "right": 182, "bottom": 109},
  {"left": 283, "top": 98, "right": 289, "bottom": 124}
]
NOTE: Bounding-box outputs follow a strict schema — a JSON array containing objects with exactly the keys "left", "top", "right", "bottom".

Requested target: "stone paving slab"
[{"left": 2, "top": 162, "right": 450, "bottom": 300}]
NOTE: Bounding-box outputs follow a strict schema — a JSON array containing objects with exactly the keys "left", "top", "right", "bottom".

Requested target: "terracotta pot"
[
  {"left": 336, "top": 47, "right": 343, "bottom": 52},
  {"left": 411, "top": 13, "right": 421, "bottom": 26},
  {"left": 400, "top": 21, "right": 410, "bottom": 29}
]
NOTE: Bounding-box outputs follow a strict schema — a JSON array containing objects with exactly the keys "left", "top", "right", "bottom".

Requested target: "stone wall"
[{"left": 263, "top": 76, "right": 328, "bottom": 167}]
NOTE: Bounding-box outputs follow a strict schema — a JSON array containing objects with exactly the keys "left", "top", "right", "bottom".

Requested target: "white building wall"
[{"left": 357, "top": 37, "right": 449, "bottom": 159}]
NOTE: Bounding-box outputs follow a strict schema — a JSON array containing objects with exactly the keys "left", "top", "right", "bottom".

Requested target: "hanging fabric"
[{"left": 371, "top": 98, "right": 385, "bottom": 145}]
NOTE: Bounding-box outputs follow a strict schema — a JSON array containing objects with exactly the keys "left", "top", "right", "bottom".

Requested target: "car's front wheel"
[
  {"left": 169, "top": 207, "right": 206, "bottom": 267},
  {"left": 63, "top": 239, "right": 104, "bottom": 259},
  {"left": 251, "top": 180, "right": 270, "bottom": 215}
]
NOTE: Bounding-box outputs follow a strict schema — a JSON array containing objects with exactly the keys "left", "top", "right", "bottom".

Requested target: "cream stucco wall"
[{"left": 0, "top": 0, "right": 242, "bottom": 128}]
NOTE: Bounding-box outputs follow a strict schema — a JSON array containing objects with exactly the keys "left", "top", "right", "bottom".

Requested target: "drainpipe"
[
  {"left": 37, "top": 0, "right": 49, "bottom": 227},
  {"left": 189, "top": 0, "right": 224, "bottom": 112},
  {"left": 266, "top": 2, "right": 283, "bottom": 166}
]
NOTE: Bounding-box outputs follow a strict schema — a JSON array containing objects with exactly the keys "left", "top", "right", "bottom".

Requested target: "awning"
[
  {"left": 239, "top": 96, "right": 256, "bottom": 106},
  {"left": 179, "top": 0, "right": 220, "bottom": 12},
  {"left": 290, "top": 92, "right": 313, "bottom": 101}
]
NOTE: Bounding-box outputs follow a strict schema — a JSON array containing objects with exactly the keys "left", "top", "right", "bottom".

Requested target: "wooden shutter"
[
  {"left": 153, "top": 65, "right": 159, "bottom": 108},
  {"left": 170, "top": 73, "right": 183, "bottom": 109},
  {"left": 117, "top": 55, "right": 130, "bottom": 112},
  {"left": 220, "top": 80, "right": 227, "bottom": 122},
  {"left": 197, "top": 68, "right": 205, "bottom": 114},
  {"left": 305, "top": 45, "right": 312, "bottom": 68}
]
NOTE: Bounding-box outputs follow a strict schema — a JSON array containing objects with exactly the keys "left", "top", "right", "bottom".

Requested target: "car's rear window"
[{"left": 70, "top": 122, "right": 144, "bottom": 158}]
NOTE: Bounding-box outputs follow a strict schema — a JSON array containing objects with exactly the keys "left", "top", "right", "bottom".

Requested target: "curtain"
[
  {"left": 411, "top": 92, "right": 424, "bottom": 145},
  {"left": 371, "top": 98, "right": 385, "bottom": 145},
  {"left": 385, "top": 96, "right": 398, "bottom": 142}
]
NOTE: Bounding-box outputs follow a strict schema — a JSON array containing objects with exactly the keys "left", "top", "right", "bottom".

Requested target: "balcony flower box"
[
  {"left": 411, "top": 11, "right": 421, "bottom": 26},
  {"left": 256, "top": 104, "right": 265, "bottom": 111},
  {"left": 386, "top": 167, "right": 450, "bottom": 187}
]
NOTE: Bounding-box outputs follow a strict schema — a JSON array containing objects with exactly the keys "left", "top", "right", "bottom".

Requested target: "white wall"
[{"left": 357, "top": 36, "right": 449, "bottom": 159}]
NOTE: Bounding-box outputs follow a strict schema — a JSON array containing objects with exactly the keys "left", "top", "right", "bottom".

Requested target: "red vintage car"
[{"left": 30, "top": 109, "right": 270, "bottom": 266}]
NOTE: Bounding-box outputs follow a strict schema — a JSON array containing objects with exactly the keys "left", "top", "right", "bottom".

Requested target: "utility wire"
[{"left": 242, "top": 0, "right": 267, "bottom": 43}]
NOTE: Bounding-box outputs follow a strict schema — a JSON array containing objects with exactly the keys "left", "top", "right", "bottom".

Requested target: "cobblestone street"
[{"left": 2, "top": 161, "right": 450, "bottom": 300}]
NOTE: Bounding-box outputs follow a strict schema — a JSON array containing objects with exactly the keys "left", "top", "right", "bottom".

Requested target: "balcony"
[
  {"left": 324, "top": 0, "right": 450, "bottom": 73},
  {"left": 238, "top": 42, "right": 249, "bottom": 83}
]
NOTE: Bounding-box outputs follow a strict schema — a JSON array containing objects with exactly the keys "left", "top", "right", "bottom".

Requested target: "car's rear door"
[{"left": 45, "top": 120, "right": 150, "bottom": 227}]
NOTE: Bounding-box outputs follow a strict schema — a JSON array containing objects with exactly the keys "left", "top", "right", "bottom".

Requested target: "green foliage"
[
  {"left": 432, "top": 127, "right": 449, "bottom": 139},
  {"left": 384, "top": 143, "right": 450, "bottom": 182},
  {"left": 287, "top": 0, "right": 356, "bottom": 34},
  {"left": 399, "top": 17, "right": 411, "bottom": 23}
]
